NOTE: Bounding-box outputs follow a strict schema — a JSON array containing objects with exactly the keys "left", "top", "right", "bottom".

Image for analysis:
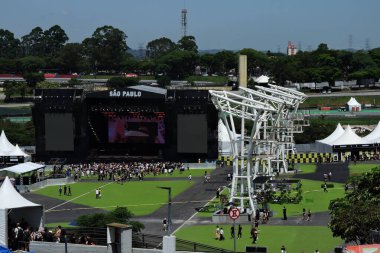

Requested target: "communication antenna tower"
[
  {"left": 365, "top": 38, "right": 370, "bottom": 51},
  {"left": 181, "top": 8, "right": 188, "bottom": 37}
]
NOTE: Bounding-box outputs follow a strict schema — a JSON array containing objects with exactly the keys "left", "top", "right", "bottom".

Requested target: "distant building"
[{"left": 287, "top": 41, "right": 297, "bottom": 56}]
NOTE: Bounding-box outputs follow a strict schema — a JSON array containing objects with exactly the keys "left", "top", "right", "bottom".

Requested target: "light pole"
[{"left": 158, "top": 186, "right": 172, "bottom": 235}]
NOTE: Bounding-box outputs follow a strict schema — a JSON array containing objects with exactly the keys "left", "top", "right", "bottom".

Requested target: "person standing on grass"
[
  {"left": 230, "top": 225, "right": 235, "bottom": 239},
  {"left": 68, "top": 185, "right": 71, "bottom": 196},
  {"left": 63, "top": 185, "right": 67, "bottom": 196},
  {"left": 219, "top": 227, "right": 225, "bottom": 240},
  {"left": 324, "top": 182, "right": 328, "bottom": 193},
  {"left": 283, "top": 206, "right": 287, "bottom": 220},
  {"left": 188, "top": 174, "right": 192, "bottom": 181},
  {"left": 302, "top": 208, "right": 306, "bottom": 221},
  {"left": 307, "top": 209, "right": 311, "bottom": 221},
  {"left": 281, "top": 245, "right": 286, "bottom": 253},
  {"left": 59, "top": 185, "right": 62, "bottom": 196},
  {"left": 95, "top": 188, "right": 99, "bottom": 199},
  {"left": 215, "top": 226, "right": 220, "bottom": 240},
  {"left": 237, "top": 224, "right": 242, "bottom": 239}
]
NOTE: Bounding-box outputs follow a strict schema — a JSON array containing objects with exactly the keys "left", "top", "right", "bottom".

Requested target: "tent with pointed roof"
[
  {"left": 0, "top": 131, "right": 15, "bottom": 155},
  {"left": 332, "top": 125, "right": 369, "bottom": 146},
  {"left": 218, "top": 119, "right": 242, "bottom": 155},
  {"left": 346, "top": 97, "right": 361, "bottom": 112},
  {"left": 7, "top": 145, "right": 29, "bottom": 158},
  {"left": 363, "top": 121, "right": 380, "bottom": 142},
  {"left": 316, "top": 123, "right": 345, "bottom": 153},
  {"left": 0, "top": 176, "right": 44, "bottom": 247}
]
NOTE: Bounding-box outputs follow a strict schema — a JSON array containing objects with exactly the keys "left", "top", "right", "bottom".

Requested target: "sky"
[{"left": 1, "top": 0, "right": 380, "bottom": 52}]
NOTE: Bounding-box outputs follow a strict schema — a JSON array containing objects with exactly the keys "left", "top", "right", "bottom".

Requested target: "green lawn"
[
  {"left": 349, "top": 163, "right": 379, "bottom": 176},
  {"left": 270, "top": 179, "right": 344, "bottom": 218},
  {"left": 35, "top": 180, "right": 193, "bottom": 216},
  {"left": 295, "top": 164, "right": 317, "bottom": 174},
  {"left": 175, "top": 225, "right": 343, "bottom": 253}
]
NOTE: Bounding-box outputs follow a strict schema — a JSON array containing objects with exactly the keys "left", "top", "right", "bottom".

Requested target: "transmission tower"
[
  {"left": 181, "top": 8, "right": 188, "bottom": 37},
  {"left": 365, "top": 38, "right": 371, "bottom": 51}
]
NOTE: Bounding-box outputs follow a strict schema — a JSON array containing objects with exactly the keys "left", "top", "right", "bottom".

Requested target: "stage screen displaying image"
[
  {"left": 108, "top": 115, "right": 165, "bottom": 144},
  {"left": 45, "top": 113, "right": 74, "bottom": 151},
  {"left": 177, "top": 114, "right": 207, "bottom": 153}
]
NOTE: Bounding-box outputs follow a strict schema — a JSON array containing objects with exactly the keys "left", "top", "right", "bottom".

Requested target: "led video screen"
[
  {"left": 45, "top": 113, "right": 74, "bottom": 151},
  {"left": 108, "top": 116, "right": 165, "bottom": 144},
  {"left": 177, "top": 114, "right": 207, "bottom": 153}
]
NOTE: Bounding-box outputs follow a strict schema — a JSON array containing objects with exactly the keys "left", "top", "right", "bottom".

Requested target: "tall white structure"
[{"left": 210, "top": 85, "right": 307, "bottom": 212}]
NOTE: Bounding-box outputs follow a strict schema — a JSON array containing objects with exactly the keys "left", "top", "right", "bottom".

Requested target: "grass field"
[
  {"left": 175, "top": 225, "right": 343, "bottom": 253},
  {"left": 295, "top": 164, "right": 317, "bottom": 174},
  {"left": 35, "top": 180, "right": 193, "bottom": 216},
  {"left": 270, "top": 179, "right": 344, "bottom": 218},
  {"left": 301, "top": 95, "right": 380, "bottom": 108},
  {"left": 349, "top": 163, "right": 379, "bottom": 176}
]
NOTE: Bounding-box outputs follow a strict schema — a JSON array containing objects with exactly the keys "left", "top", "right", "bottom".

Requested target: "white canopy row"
[{"left": 316, "top": 122, "right": 380, "bottom": 152}]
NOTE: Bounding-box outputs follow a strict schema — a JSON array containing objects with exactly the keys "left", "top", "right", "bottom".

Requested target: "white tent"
[
  {"left": 218, "top": 119, "right": 242, "bottom": 155},
  {"left": 7, "top": 145, "right": 29, "bottom": 158},
  {"left": 255, "top": 75, "right": 270, "bottom": 84},
  {"left": 316, "top": 123, "right": 345, "bottom": 153},
  {"left": 346, "top": 97, "right": 361, "bottom": 112},
  {"left": 0, "top": 177, "right": 44, "bottom": 247},
  {"left": 0, "top": 162, "right": 44, "bottom": 175},
  {"left": 363, "top": 121, "right": 380, "bottom": 142},
  {"left": 0, "top": 131, "right": 15, "bottom": 155},
  {"left": 331, "top": 125, "right": 369, "bottom": 145}
]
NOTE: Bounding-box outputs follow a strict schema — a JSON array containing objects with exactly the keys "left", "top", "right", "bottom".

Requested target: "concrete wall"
[
  {"left": 30, "top": 241, "right": 107, "bottom": 253},
  {"left": 30, "top": 242, "right": 199, "bottom": 253}
]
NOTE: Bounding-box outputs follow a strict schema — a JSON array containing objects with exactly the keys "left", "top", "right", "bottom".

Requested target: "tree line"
[{"left": 1, "top": 25, "right": 380, "bottom": 84}]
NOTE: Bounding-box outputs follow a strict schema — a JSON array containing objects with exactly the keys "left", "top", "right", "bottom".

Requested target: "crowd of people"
[
  {"left": 62, "top": 161, "right": 186, "bottom": 182},
  {"left": 8, "top": 220, "right": 96, "bottom": 251}
]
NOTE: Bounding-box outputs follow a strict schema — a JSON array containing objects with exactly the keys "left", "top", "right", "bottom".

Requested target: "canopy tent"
[
  {"left": 346, "top": 97, "right": 361, "bottom": 112},
  {"left": 0, "top": 162, "right": 44, "bottom": 175},
  {"left": 316, "top": 123, "right": 345, "bottom": 153},
  {"left": 7, "top": 145, "right": 29, "bottom": 158},
  {"left": 363, "top": 121, "right": 380, "bottom": 142},
  {"left": 254, "top": 75, "right": 270, "bottom": 84},
  {"left": 218, "top": 119, "right": 242, "bottom": 155},
  {"left": 0, "top": 177, "right": 44, "bottom": 247},
  {"left": 0, "top": 131, "right": 15, "bottom": 155},
  {"left": 332, "top": 125, "right": 369, "bottom": 146}
]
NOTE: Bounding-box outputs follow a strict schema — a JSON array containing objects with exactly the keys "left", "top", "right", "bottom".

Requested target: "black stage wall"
[{"left": 33, "top": 87, "right": 218, "bottom": 162}]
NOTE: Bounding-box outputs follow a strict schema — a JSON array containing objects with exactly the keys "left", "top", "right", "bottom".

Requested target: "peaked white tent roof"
[
  {"left": 363, "top": 121, "right": 380, "bottom": 142},
  {"left": 8, "top": 144, "right": 29, "bottom": 157},
  {"left": 218, "top": 119, "right": 230, "bottom": 142},
  {"left": 0, "top": 130, "right": 15, "bottom": 154},
  {"left": 0, "top": 162, "right": 44, "bottom": 175},
  {"left": 317, "top": 123, "right": 345, "bottom": 144},
  {"left": 331, "top": 125, "right": 369, "bottom": 146},
  {"left": 0, "top": 176, "right": 40, "bottom": 209},
  {"left": 255, "top": 75, "right": 270, "bottom": 84},
  {"left": 347, "top": 97, "right": 361, "bottom": 106}
]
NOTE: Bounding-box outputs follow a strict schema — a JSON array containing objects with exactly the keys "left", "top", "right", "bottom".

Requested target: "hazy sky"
[{"left": 1, "top": 0, "right": 379, "bottom": 52}]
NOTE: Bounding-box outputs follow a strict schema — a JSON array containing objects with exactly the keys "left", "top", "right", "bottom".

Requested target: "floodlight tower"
[
  {"left": 209, "top": 90, "right": 276, "bottom": 212},
  {"left": 181, "top": 8, "right": 188, "bottom": 37}
]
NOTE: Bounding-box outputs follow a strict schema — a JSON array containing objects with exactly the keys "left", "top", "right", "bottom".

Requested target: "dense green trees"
[
  {"left": 329, "top": 167, "right": 380, "bottom": 244},
  {"left": 0, "top": 25, "right": 379, "bottom": 84}
]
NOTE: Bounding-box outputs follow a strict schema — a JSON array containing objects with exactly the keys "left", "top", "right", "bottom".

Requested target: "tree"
[
  {"left": 239, "top": 48, "right": 269, "bottom": 76},
  {"left": 329, "top": 168, "right": 380, "bottom": 244},
  {"left": 177, "top": 35, "right": 198, "bottom": 53},
  {"left": 214, "top": 50, "right": 237, "bottom": 74},
  {"left": 19, "top": 56, "right": 46, "bottom": 72},
  {"left": 83, "top": 25, "right": 128, "bottom": 71},
  {"left": 146, "top": 37, "right": 176, "bottom": 59},
  {"left": 44, "top": 25, "right": 68, "bottom": 56},
  {"left": 21, "top": 27, "right": 45, "bottom": 56},
  {"left": 158, "top": 50, "right": 198, "bottom": 79},
  {"left": 22, "top": 72, "right": 45, "bottom": 87},
  {"left": 200, "top": 54, "right": 216, "bottom": 75},
  {"left": 0, "top": 29, "right": 20, "bottom": 58},
  {"left": 57, "top": 43, "right": 84, "bottom": 73},
  {"left": 76, "top": 207, "right": 144, "bottom": 232}
]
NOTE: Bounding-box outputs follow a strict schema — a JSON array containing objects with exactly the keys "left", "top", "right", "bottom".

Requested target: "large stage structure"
[
  {"left": 33, "top": 87, "right": 219, "bottom": 162},
  {"left": 209, "top": 85, "right": 307, "bottom": 212}
]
